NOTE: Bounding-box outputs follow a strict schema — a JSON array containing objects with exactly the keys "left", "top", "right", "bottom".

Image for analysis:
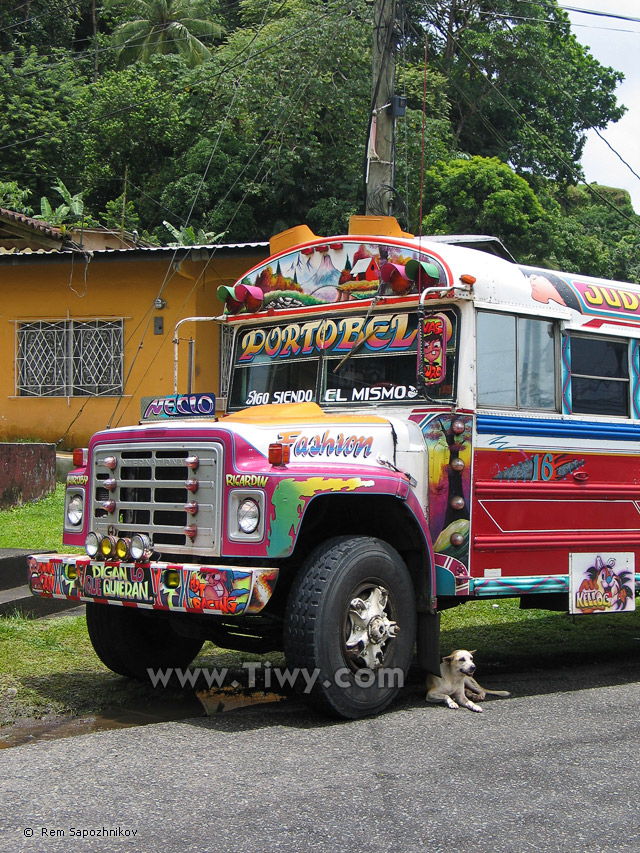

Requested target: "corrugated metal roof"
[
  {"left": 93, "top": 241, "right": 269, "bottom": 255},
  {"left": 0, "top": 240, "right": 269, "bottom": 261},
  {"left": 0, "top": 246, "right": 58, "bottom": 255}
]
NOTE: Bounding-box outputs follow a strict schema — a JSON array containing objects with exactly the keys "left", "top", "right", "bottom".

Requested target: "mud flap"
[{"left": 416, "top": 611, "right": 441, "bottom": 676}]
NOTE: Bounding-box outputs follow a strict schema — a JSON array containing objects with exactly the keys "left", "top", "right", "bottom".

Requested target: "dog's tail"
[{"left": 483, "top": 689, "right": 510, "bottom": 697}]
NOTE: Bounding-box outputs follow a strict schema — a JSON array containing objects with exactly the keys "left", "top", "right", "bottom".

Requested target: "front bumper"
[{"left": 28, "top": 555, "right": 279, "bottom": 615}]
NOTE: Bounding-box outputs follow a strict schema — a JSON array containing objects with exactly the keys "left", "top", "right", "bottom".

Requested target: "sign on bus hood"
[{"left": 141, "top": 393, "right": 216, "bottom": 421}]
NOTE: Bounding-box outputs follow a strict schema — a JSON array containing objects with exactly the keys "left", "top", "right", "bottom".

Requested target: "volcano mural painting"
[{"left": 229, "top": 242, "right": 448, "bottom": 313}]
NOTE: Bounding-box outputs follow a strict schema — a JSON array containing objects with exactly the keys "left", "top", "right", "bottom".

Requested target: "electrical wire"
[
  {"left": 105, "top": 0, "right": 349, "bottom": 428},
  {"left": 419, "top": 6, "right": 640, "bottom": 231}
]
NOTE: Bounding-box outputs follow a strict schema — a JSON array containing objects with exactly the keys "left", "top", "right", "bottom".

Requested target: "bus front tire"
[{"left": 283, "top": 536, "right": 416, "bottom": 719}]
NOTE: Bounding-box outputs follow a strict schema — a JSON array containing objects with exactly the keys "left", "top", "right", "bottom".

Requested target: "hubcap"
[{"left": 345, "top": 585, "right": 399, "bottom": 669}]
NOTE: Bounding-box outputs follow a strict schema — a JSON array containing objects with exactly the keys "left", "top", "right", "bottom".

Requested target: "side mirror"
[{"left": 419, "top": 312, "right": 448, "bottom": 386}]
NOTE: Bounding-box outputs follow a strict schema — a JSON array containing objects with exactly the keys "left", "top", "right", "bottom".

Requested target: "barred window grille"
[
  {"left": 219, "top": 323, "right": 234, "bottom": 398},
  {"left": 16, "top": 320, "right": 124, "bottom": 397}
]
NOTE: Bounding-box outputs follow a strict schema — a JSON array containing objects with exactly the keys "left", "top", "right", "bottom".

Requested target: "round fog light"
[
  {"left": 131, "top": 533, "right": 152, "bottom": 561},
  {"left": 237, "top": 498, "right": 260, "bottom": 534},
  {"left": 85, "top": 532, "right": 101, "bottom": 558},
  {"left": 116, "top": 537, "right": 131, "bottom": 560},
  {"left": 100, "top": 535, "right": 117, "bottom": 559}
]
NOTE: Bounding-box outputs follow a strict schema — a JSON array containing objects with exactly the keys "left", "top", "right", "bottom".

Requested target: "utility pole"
[{"left": 366, "top": 0, "right": 402, "bottom": 216}]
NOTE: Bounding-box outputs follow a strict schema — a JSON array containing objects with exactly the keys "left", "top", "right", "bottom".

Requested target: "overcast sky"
[{"left": 564, "top": 1, "right": 640, "bottom": 212}]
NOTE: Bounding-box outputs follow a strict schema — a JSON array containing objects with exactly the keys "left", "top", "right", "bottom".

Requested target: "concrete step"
[
  {"left": 0, "top": 549, "right": 82, "bottom": 618},
  {"left": 0, "top": 583, "right": 83, "bottom": 618},
  {"left": 0, "top": 549, "right": 49, "bottom": 590}
]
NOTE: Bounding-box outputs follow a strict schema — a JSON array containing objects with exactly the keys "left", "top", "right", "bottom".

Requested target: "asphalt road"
[{"left": 2, "top": 660, "right": 640, "bottom": 853}]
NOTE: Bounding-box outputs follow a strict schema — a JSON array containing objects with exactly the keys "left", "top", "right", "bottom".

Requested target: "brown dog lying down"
[{"left": 426, "top": 649, "right": 510, "bottom": 713}]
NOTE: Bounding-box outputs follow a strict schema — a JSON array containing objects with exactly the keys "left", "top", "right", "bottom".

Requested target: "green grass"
[
  {"left": 2, "top": 489, "right": 640, "bottom": 729},
  {"left": 439, "top": 598, "right": 640, "bottom": 668},
  {"left": 0, "top": 483, "right": 82, "bottom": 553},
  {"left": 3, "top": 598, "right": 640, "bottom": 728},
  {"left": 0, "top": 612, "right": 278, "bottom": 727}
]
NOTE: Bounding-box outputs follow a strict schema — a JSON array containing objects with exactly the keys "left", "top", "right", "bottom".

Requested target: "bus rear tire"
[
  {"left": 86, "top": 603, "right": 204, "bottom": 681},
  {"left": 283, "top": 536, "right": 416, "bottom": 719}
]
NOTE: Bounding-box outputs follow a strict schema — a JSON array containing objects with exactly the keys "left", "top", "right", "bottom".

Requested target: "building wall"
[{"left": 0, "top": 247, "right": 266, "bottom": 448}]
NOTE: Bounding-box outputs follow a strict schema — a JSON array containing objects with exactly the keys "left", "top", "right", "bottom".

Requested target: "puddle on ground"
[{"left": 0, "top": 689, "right": 285, "bottom": 750}]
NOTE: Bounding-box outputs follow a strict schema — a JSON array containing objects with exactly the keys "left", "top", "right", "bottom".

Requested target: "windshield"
[{"left": 228, "top": 310, "right": 458, "bottom": 410}]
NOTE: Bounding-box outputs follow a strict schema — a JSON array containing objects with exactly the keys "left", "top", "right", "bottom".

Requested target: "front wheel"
[
  {"left": 283, "top": 536, "right": 416, "bottom": 719},
  {"left": 86, "top": 603, "right": 204, "bottom": 681}
]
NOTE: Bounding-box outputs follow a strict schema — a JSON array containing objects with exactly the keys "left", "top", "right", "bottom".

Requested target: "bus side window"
[
  {"left": 477, "top": 312, "right": 556, "bottom": 411},
  {"left": 570, "top": 335, "right": 629, "bottom": 417}
]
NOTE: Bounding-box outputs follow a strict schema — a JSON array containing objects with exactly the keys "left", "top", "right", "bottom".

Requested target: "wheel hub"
[{"left": 346, "top": 585, "right": 399, "bottom": 669}]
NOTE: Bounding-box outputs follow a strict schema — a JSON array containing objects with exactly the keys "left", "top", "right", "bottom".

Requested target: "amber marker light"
[
  {"left": 460, "top": 274, "right": 476, "bottom": 285},
  {"left": 73, "top": 448, "right": 88, "bottom": 467},
  {"left": 268, "top": 443, "right": 290, "bottom": 466}
]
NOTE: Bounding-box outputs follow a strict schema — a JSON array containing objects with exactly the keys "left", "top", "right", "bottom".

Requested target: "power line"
[
  {"left": 420, "top": 6, "right": 640, "bottom": 231},
  {"left": 106, "top": 0, "right": 350, "bottom": 427},
  {"left": 494, "top": 7, "right": 640, "bottom": 192},
  {"left": 560, "top": 4, "right": 640, "bottom": 25}
]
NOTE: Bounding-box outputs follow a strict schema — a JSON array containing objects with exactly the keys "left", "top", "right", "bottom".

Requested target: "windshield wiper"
[{"left": 332, "top": 289, "right": 382, "bottom": 374}]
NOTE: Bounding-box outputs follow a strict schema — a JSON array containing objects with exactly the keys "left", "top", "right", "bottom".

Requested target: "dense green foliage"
[{"left": 0, "top": 0, "right": 638, "bottom": 278}]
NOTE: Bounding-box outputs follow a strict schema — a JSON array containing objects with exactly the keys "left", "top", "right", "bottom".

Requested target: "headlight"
[
  {"left": 66, "top": 494, "right": 84, "bottom": 526},
  {"left": 237, "top": 498, "right": 260, "bottom": 534}
]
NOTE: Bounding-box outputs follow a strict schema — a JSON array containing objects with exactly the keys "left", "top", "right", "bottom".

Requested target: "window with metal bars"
[{"left": 16, "top": 319, "right": 124, "bottom": 397}]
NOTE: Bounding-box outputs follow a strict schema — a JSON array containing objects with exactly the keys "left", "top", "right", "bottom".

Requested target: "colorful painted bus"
[{"left": 28, "top": 215, "right": 639, "bottom": 718}]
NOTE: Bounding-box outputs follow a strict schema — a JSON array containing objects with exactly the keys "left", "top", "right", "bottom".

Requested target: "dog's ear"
[
  {"left": 469, "top": 650, "right": 476, "bottom": 656},
  {"left": 442, "top": 653, "right": 454, "bottom": 663}
]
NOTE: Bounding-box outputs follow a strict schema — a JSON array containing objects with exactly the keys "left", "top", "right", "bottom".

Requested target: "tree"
[
  {"left": 72, "top": 57, "right": 187, "bottom": 224},
  {"left": 162, "top": 220, "right": 225, "bottom": 244},
  {"left": 0, "top": 0, "right": 81, "bottom": 52},
  {"left": 107, "top": 0, "right": 224, "bottom": 68},
  {"left": 0, "top": 48, "right": 84, "bottom": 202},
  {"left": 532, "top": 180, "right": 640, "bottom": 280},
  {"left": 420, "top": 156, "right": 551, "bottom": 261},
  {"left": 34, "top": 179, "right": 95, "bottom": 227},
  {"left": 415, "top": 1, "right": 625, "bottom": 181},
  {"left": 0, "top": 182, "right": 33, "bottom": 215},
  {"left": 154, "top": 0, "right": 445, "bottom": 240}
]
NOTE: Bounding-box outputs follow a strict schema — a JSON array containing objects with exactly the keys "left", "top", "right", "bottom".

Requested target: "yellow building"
[{"left": 0, "top": 209, "right": 267, "bottom": 448}]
